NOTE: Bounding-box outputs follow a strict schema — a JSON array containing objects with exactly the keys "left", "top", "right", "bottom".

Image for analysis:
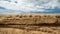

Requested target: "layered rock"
[
  {"left": 0, "top": 14, "right": 60, "bottom": 34},
  {"left": 0, "top": 26, "right": 60, "bottom": 34},
  {"left": 0, "top": 14, "right": 60, "bottom": 24}
]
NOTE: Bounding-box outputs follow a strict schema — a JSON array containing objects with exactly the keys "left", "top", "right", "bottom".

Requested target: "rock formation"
[
  {"left": 0, "top": 14, "right": 60, "bottom": 34},
  {"left": 0, "top": 14, "right": 60, "bottom": 24}
]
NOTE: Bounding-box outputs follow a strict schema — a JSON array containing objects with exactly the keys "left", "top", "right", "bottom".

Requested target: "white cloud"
[{"left": 0, "top": 0, "right": 60, "bottom": 12}]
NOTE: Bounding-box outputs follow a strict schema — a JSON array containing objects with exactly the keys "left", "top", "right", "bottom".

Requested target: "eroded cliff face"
[
  {"left": 0, "top": 14, "right": 60, "bottom": 34},
  {"left": 0, "top": 14, "right": 60, "bottom": 24}
]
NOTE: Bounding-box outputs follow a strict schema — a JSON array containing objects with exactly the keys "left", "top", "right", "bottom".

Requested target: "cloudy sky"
[{"left": 0, "top": 0, "right": 60, "bottom": 14}]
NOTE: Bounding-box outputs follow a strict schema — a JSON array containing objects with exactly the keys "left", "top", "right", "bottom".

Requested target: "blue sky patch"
[{"left": 0, "top": 0, "right": 60, "bottom": 14}]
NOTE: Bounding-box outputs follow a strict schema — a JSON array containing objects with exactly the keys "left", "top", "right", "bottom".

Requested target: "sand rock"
[
  {"left": 0, "top": 26, "right": 60, "bottom": 34},
  {"left": 0, "top": 14, "right": 60, "bottom": 34},
  {"left": 0, "top": 14, "right": 60, "bottom": 24}
]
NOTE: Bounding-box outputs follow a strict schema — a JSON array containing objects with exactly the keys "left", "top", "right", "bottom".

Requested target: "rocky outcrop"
[
  {"left": 0, "top": 14, "right": 60, "bottom": 34},
  {"left": 0, "top": 26, "right": 60, "bottom": 34},
  {"left": 0, "top": 14, "right": 60, "bottom": 24}
]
